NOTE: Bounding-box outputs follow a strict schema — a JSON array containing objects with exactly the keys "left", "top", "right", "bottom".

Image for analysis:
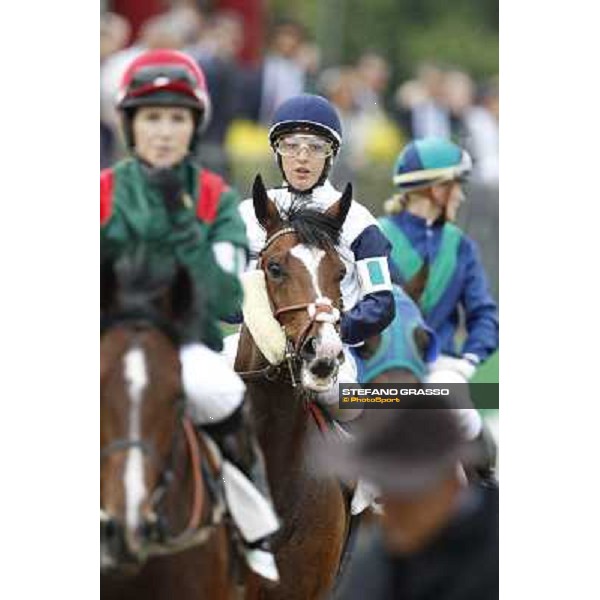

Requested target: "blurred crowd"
[
  {"left": 100, "top": 5, "right": 499, "bottom": 188},
  {"left": 100, "top": 6, "right": 499, "bottom": 597}
]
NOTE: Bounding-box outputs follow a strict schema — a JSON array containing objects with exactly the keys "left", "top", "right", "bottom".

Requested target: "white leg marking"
[{"left": 123, "top": 347, "right": 148, "bottom": 533}]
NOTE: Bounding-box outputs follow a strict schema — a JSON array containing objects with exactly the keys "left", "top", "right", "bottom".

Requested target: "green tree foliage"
[{"left": 266, "top": 0, "right": 498, "bottom": 80}]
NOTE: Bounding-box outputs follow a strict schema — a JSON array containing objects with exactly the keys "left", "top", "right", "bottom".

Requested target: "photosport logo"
[{"left": 338, "top": 383, "right": 499, "bottom": 410}]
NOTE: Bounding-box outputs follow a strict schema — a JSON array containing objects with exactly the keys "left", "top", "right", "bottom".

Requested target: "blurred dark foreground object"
[
  {"left": 325, "top": 397, "right": 498, "bottom": 599},
  {"left": 334, "top": 482, "right": 498, "bottom": 600}
]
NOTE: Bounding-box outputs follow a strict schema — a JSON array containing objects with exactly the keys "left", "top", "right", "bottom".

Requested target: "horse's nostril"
[
  {"left": 300, "top": 336, "right": 318, "bottom": 360},
  {"left": 102, "top": 518, "right": 118, "bottom": 540},
  {"left": 310, "top": 358, "right": 336, "bottom": 379},
  {"left": 141, "top": 514, "right": 162, "bottom": 542}
]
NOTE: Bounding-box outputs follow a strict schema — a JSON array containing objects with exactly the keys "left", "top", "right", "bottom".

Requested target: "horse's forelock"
[{"left": 283, "top": 203, "right": 341, "bottom": 251}]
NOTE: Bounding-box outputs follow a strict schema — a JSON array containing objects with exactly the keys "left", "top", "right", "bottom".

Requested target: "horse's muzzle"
[
  {"left": 299, "top": 334, "right": 344, "bottom": 364},
  {"left": 100, "top": 510, "right": 161, "bottom": 573},
  {"left": 309, "top": 358, "right": 337, "bottom": 379}
]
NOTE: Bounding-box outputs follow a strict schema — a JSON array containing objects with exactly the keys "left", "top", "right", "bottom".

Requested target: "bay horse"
[
  {"left": 234, "top": 177, "right": 432, "bottom": 599},
  {"left": 100, "top": 250, "right": 240, "bottom": 600}
]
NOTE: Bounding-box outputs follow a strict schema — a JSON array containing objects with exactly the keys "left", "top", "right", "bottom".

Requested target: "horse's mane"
[
  {"left": 113, "top": 246, "right": 178, "bottom": 298},
  {"left": 102, "top": 244, "right": 201, "bottom": 338},
  {"left": 280, "top": 201, "right": 342, "bottom": 250}
]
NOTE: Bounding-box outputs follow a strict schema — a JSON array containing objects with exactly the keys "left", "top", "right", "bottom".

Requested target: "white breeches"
[{"left": 180, "top": 343, "right": 245, "bottom": 425}]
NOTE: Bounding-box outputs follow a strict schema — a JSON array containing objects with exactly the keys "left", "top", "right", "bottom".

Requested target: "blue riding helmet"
[
  {"left": 393, "top": 137, "right": 472, "bottom": 193},
  {"left": 269, "top": 94, "right": 343, "bottom": 154}
]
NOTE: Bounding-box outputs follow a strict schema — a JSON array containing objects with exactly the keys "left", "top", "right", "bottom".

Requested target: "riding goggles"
[
  {"left": 127, "top": 65, "right": 199, "bottom": 99},
  {"left": 275, "top": 134, "right": 334, "bottom": 159}
]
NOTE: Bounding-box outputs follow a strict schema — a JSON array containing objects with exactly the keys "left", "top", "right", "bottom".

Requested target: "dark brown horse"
[
  {"left": 234, "top": 177, "right": 352, "bottom": 599},
  {"left": 100, "top": 251, "right": 239, "bottom": 600}
]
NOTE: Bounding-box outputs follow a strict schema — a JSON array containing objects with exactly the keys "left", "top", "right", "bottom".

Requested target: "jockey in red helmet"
[
  {"left": 101, "top": 49, "right": 279, "bottom": 581},
  {"left": 117, "top": 49, "right": 212, "bottom": 154}
]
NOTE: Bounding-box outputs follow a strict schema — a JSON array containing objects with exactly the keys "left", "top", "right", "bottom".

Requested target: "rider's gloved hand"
[
  {"left": 425, "top": 354, "right": 482, "bottom": 441},
  {"left": 144, "top": 166, "right": 191, "bottom": 214},
  {"left": 427, "top": 355, "right": 477, "bottom": 382}
]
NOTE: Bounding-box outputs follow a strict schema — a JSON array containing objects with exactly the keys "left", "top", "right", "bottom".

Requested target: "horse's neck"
[
  {"left": 237, "top": 326, "right": 316, "bottom": 495},
  {"left": 163, "top": 421, "right": 198, "bottom": 535},
  {"left": 248, "top": 380, "right": 309, "bottom": 476}
]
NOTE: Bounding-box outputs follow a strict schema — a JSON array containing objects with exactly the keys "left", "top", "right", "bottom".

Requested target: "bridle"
[{"left": 238, "top": 227, "right": 342, "bottom": 387}]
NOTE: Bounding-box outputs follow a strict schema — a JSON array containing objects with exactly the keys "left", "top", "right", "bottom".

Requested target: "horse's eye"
[
  {"left": 338, "top": 266, "right": 346, "bottom": 281},
  {"left": 267, "top": 261, "right": 284, "bottom": 280}
]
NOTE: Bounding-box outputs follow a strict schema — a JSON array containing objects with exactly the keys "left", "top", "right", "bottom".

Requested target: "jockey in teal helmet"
[
  {"left": 388, "top": 137, "right": 473, "bottom": 221},
  {"left": 380, "top": 137, "right": 499, "bottom": 478},
  {"left": 380, "top": 137, "right": 498, "bottom": 383}
]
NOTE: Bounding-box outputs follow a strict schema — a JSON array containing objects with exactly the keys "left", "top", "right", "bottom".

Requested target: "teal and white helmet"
[{"left": 392, "top": 137, "right": 472, "bottom": 193}]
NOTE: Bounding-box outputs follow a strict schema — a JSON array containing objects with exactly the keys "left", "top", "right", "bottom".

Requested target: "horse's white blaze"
[
  {"left": 123, "top": 347, "right": 148, "bottom": 534},
  {"left": 318, "top": 322, "right": 343, "bottom": 359},
  {"left": 290, "top": 245, "right": 343, "bottom": 359},
  {"left": 290, "top": 245, "right": 325, "bottom": 297}
]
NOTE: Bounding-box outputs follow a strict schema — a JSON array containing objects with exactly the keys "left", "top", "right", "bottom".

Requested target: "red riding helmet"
[{"left": 117, "top": 49, "right": 212, "bottom": 149}]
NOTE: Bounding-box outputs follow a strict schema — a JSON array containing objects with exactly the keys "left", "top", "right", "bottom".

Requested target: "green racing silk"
[{"left": 379, "top": 217, "right": 463, "bottom": 316}]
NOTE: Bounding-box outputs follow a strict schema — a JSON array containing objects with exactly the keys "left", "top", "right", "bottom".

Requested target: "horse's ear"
[
  {"left": 101, "top": 259, "right": 117, "bottom": 313},
  {"left": 253, "top": 174, "right": 281, "bottom": 234},
  {"left": 325, "top": 183, "right": 353, "bottom": 227}
]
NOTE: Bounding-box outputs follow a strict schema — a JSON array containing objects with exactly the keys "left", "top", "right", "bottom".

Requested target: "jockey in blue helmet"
[
  {"left": 380, "top": 137, "right": 498, "bottom": 384},
  {"left": 267, "top": 93, "right": 343, "bottom": 192},
  {"left": 233, "top": 95, "right": 432, "bottom": 425}
]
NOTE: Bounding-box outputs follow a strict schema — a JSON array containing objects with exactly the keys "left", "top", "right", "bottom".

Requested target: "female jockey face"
[
  {"left": 443, "top": 180, "right": 465, "bottom": 222},
  {"left": 429, "top": 180, "right": 465, "bottom": 222},
  {"left": 276, "top": 132, "right": 332, "bottom": 192},
  {"left": 132, "top": 106, "right": 195, "bottom": 168}
]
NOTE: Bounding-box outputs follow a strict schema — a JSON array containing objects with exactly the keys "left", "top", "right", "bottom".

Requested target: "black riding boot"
[{"left": 203, "top": 403, "right": 274, "bottom": 503}]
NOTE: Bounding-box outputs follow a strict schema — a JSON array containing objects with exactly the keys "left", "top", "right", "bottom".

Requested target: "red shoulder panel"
[
  {"left": 100, "top": 169, "right": 114, "bottom": 225},
  {"left": 196, "top": 169, "right": 228, "bottom": 224}
]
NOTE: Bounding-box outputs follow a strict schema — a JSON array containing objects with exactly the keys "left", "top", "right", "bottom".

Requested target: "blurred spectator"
[
  {"left": 320, "top": 65, "right": 404, "bottom": 188},
  {"left": 166, "top": 4, "right": 205, "bottom": 47},
  {"left": 186, "top": 10, "right": 246, "bottom": 175},
  {"left": 466, "top": 78, "right": 499, "bottom": 186},
  {"left": 324, "top": 400, "right": 499, "bottom": 600},
  {"left": 355, "top": 51, "right": 390, "bottom": 115},
  {"left": 408, "top": 61, "right": 452, "bottom": 139},
  {"left": 443, "top": 69, "right": 474, "bottom": 142},
  {"left": 444, "top": 70, "right": 499, "bottom": 186},
  {"left": 318, "top": 66, "right": 362, "bottom": 182},
  {"left": 239, "top": 18, "right": 308, "bottom": 125},
  {"left": 101, "top": 12, "right": 131, "bottom": 168},
  {"left": 295, "top": 40, "right": 322, "bottom": 93},
  {"left": 393, "top": 79, "right": 427, "bottom": 136},
  {"left": 101, "top": 12, "right": 131, "bottom": 62}
]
